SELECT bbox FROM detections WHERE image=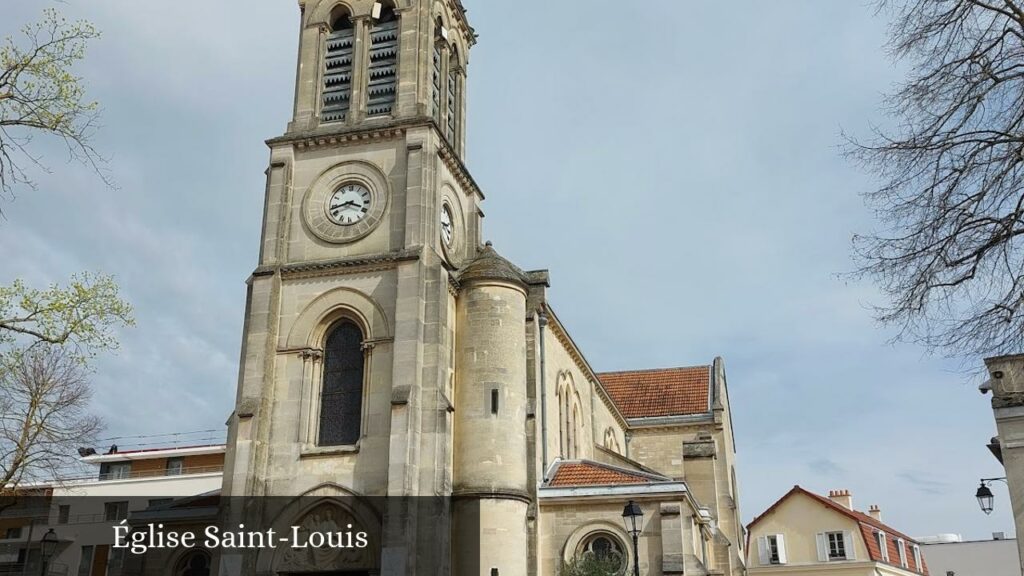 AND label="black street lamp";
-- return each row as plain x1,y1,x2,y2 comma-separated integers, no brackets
976,477,1007,515
621,500,643,576
39,529,58,576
